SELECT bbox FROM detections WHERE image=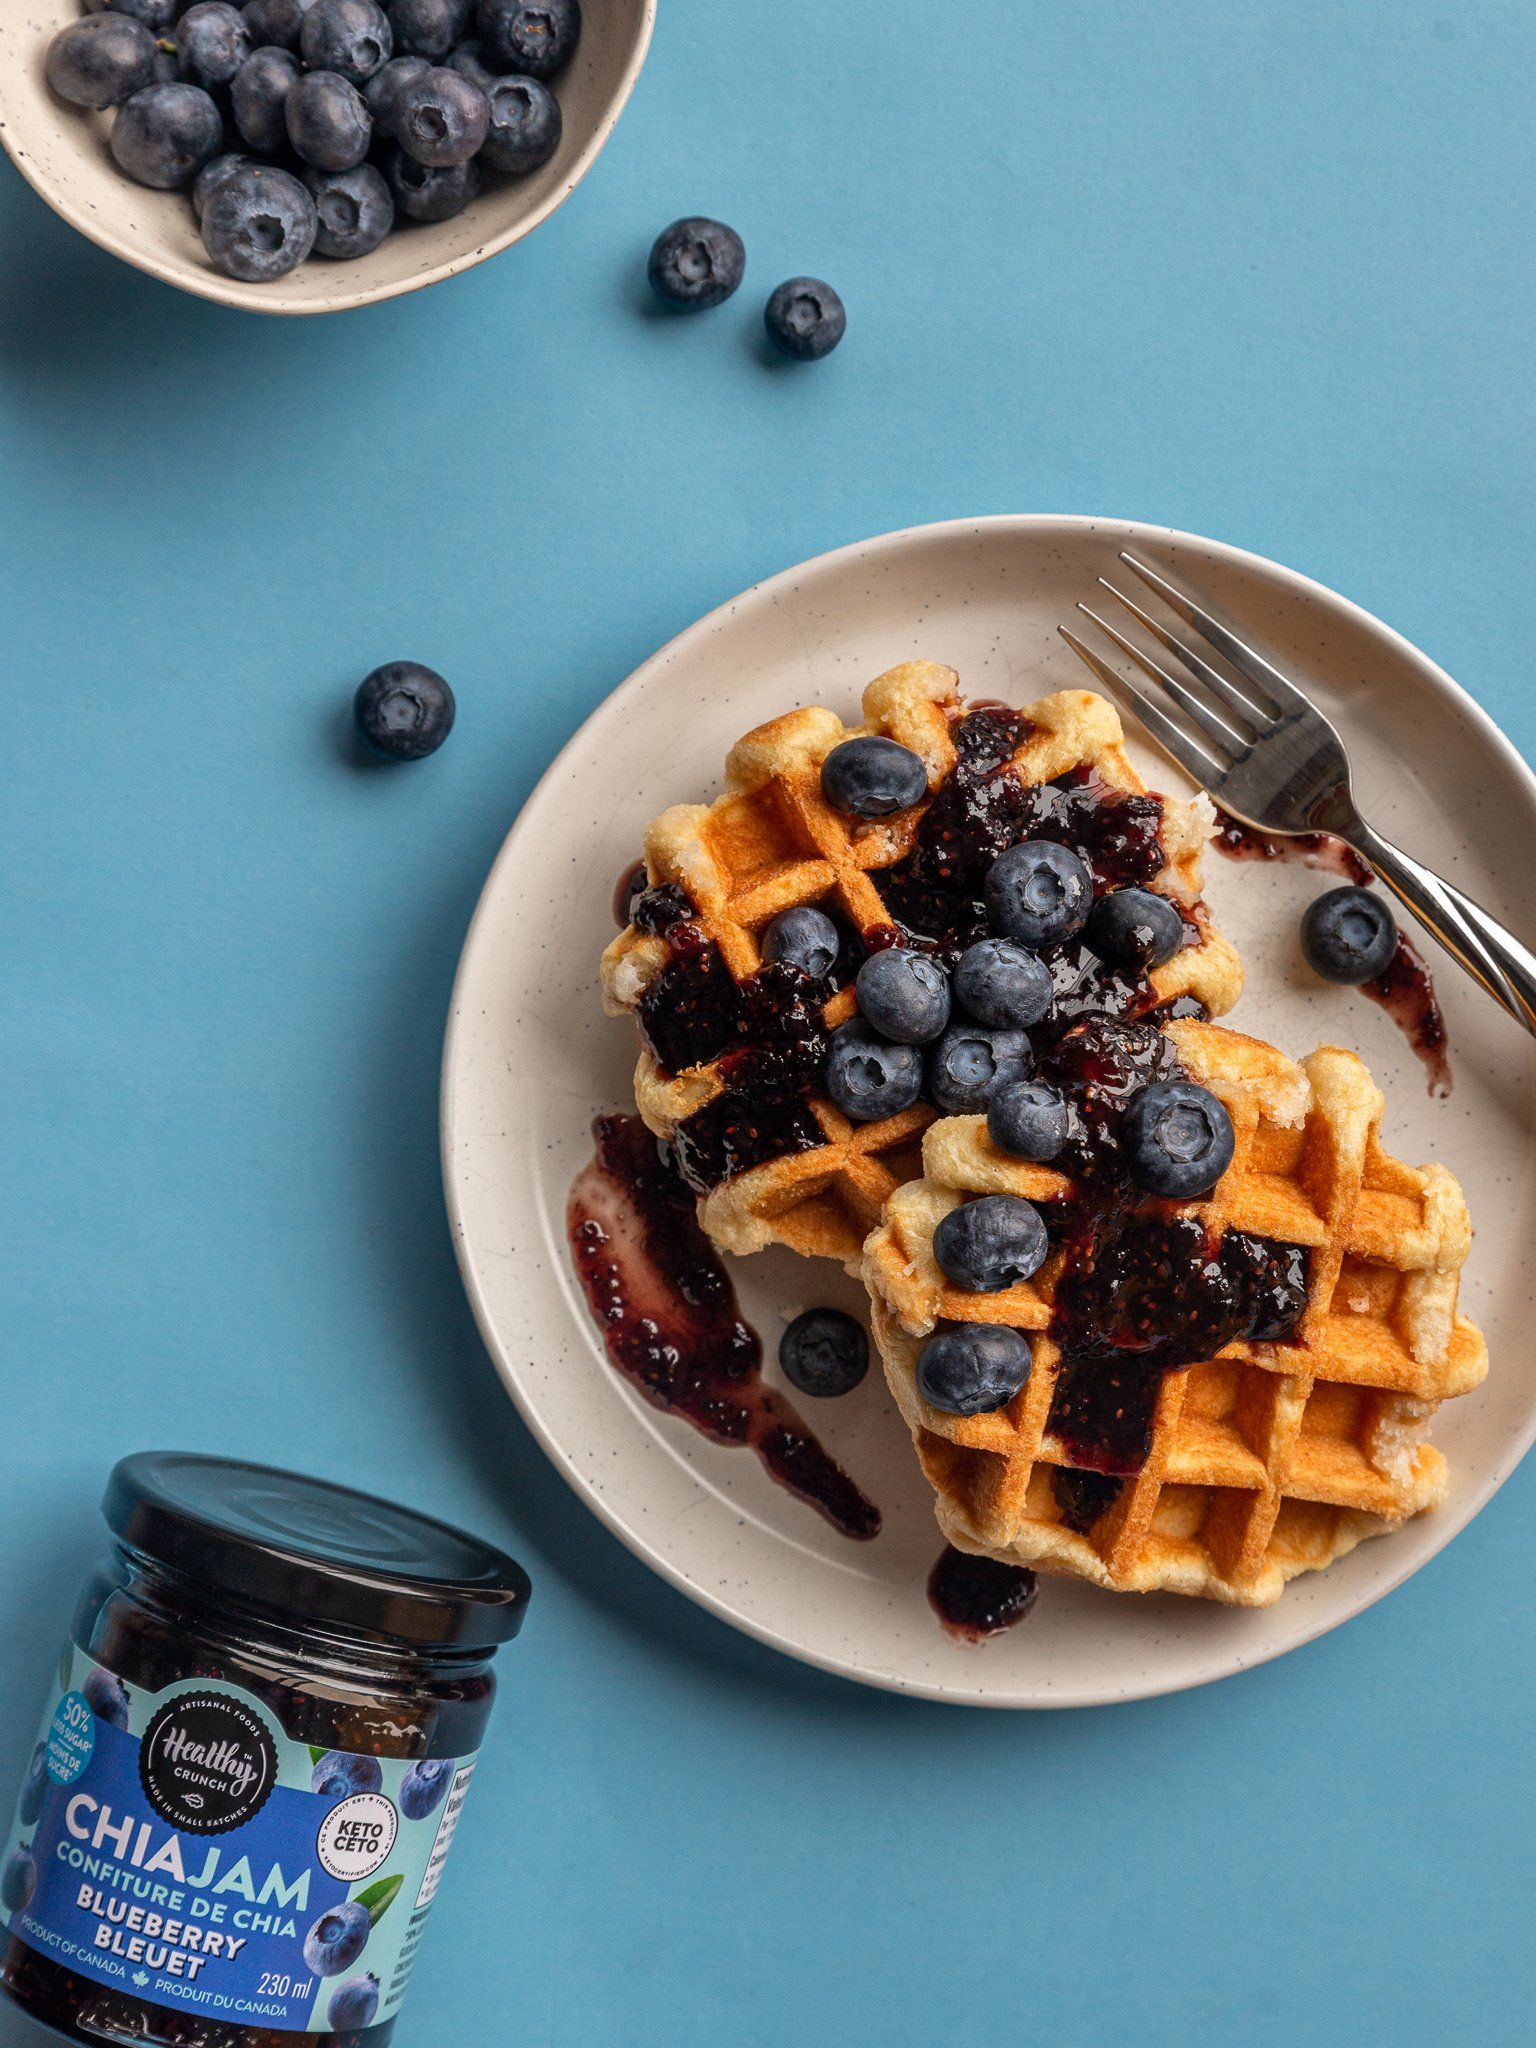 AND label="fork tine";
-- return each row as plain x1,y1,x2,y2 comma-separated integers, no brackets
1057,626,1227,787
1118,552,1307,716
1095,578,1274,732
1075,602,1249,757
